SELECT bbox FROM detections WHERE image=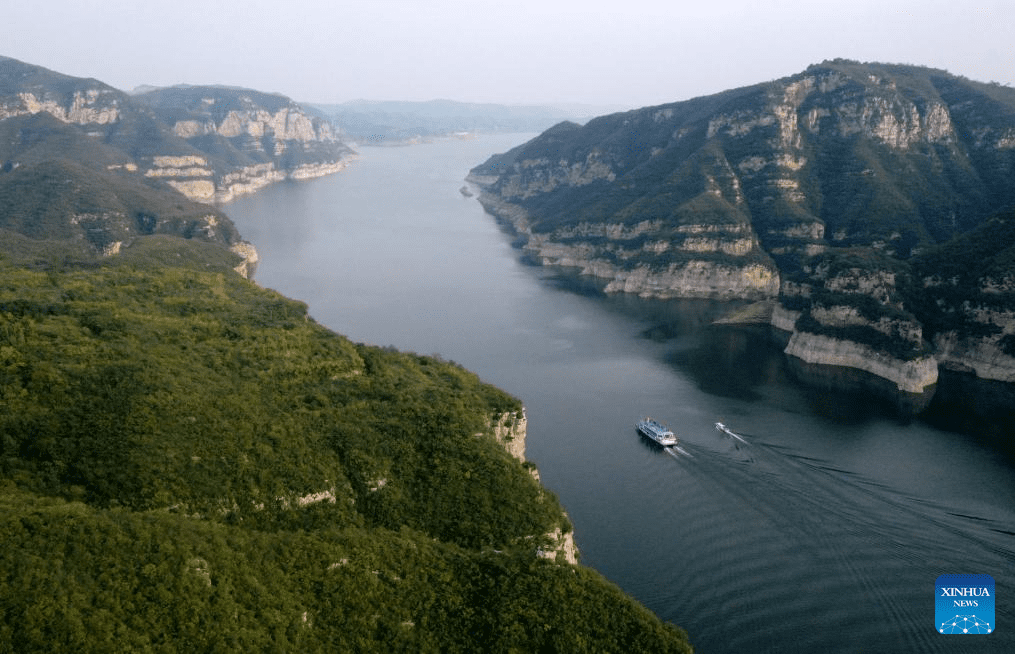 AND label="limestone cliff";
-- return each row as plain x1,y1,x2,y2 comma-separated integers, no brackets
472,181,780,300
934,327,1015,383
765,257,939,402
782,331,938,394
0,58,355,206
472,60,1015,396
0,58,359,274
909,214,1015,384
134,85,354,203
1,87,121,125
487,410,579,565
